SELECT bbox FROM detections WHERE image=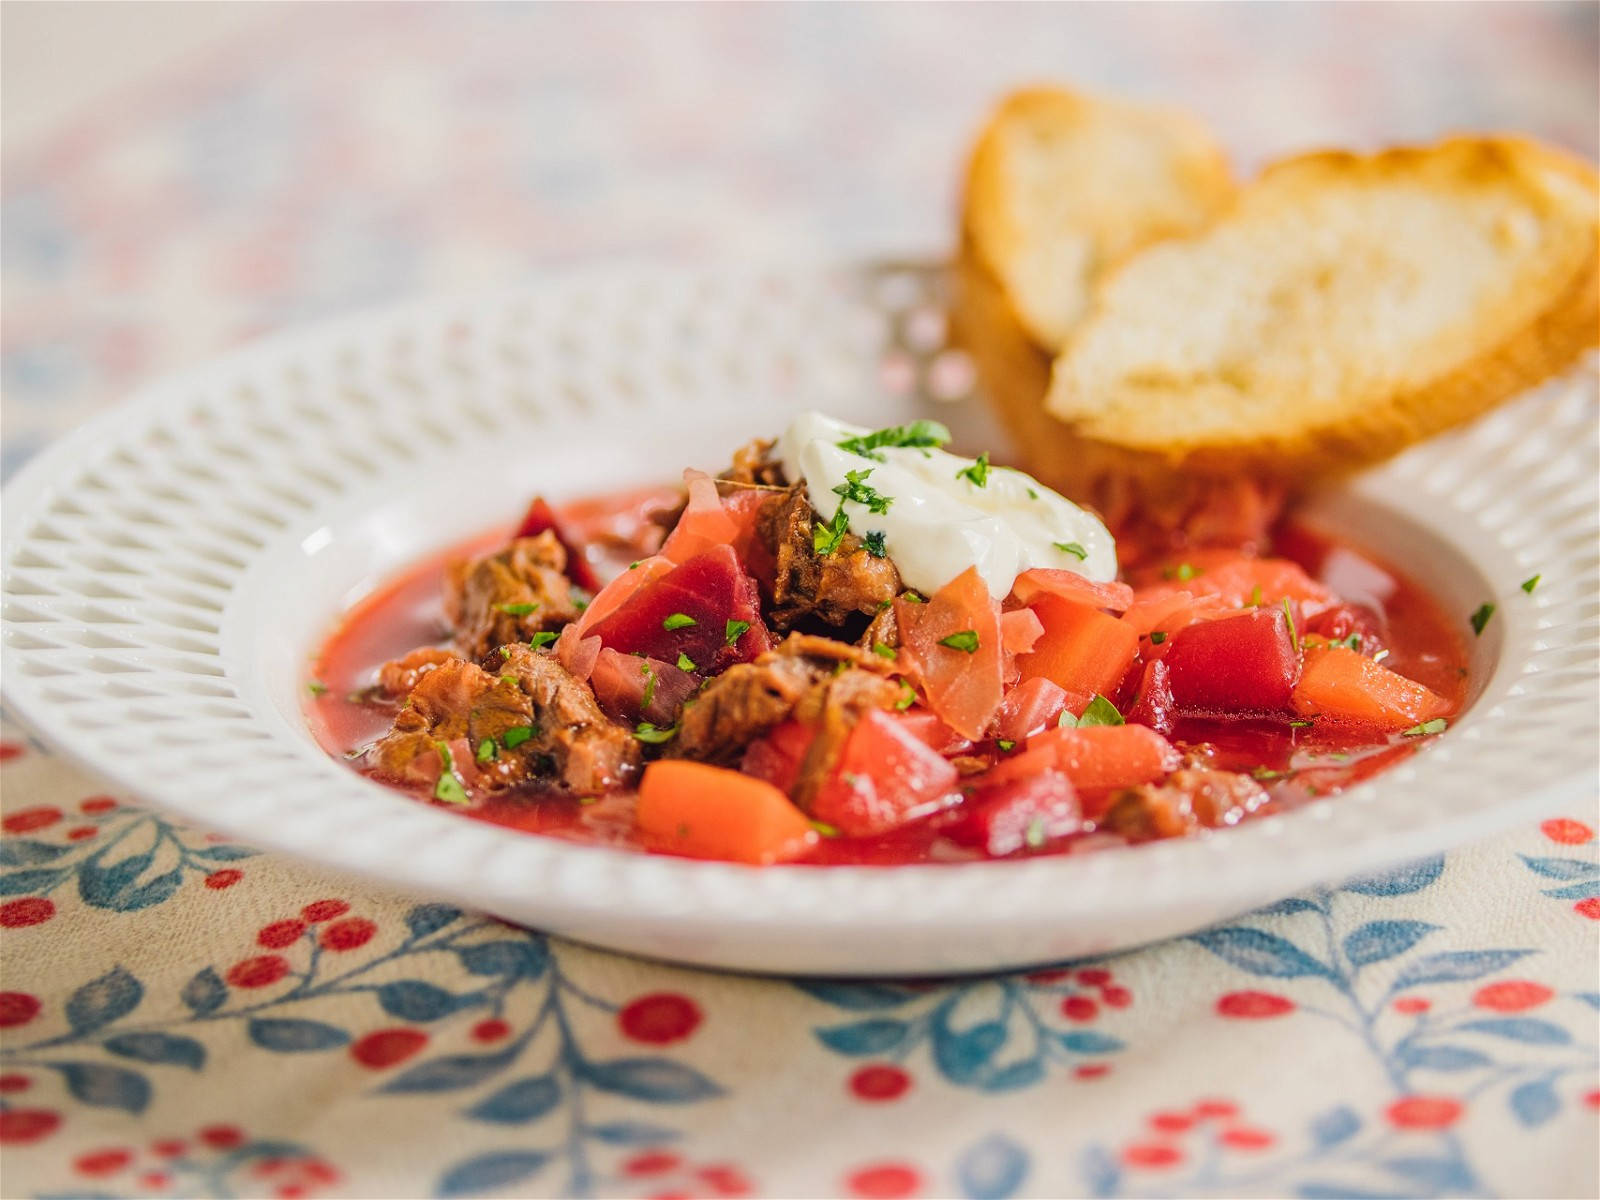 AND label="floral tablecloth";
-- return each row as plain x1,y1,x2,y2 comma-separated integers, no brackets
2,6,1596,1197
